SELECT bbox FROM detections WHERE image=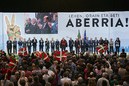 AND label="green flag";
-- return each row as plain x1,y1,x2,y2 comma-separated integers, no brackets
77,30,81,39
